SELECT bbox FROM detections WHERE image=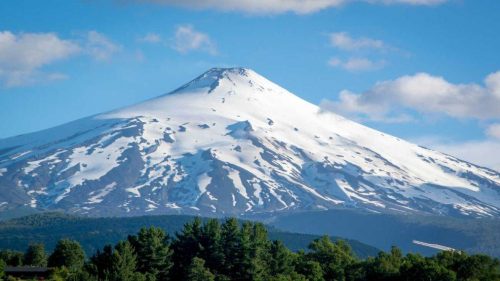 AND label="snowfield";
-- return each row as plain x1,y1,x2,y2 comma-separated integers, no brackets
0,68,499,217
